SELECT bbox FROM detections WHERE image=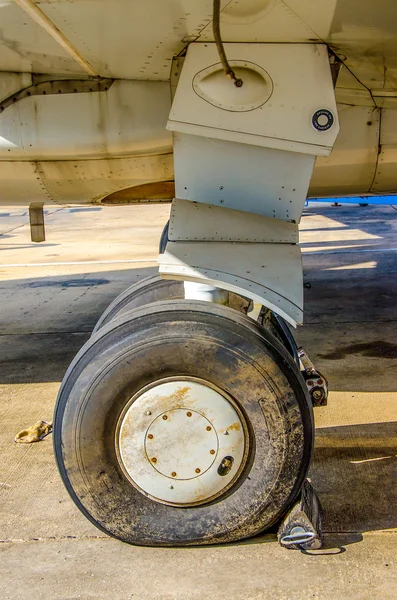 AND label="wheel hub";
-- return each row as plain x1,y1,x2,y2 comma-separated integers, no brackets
117,379,248,506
